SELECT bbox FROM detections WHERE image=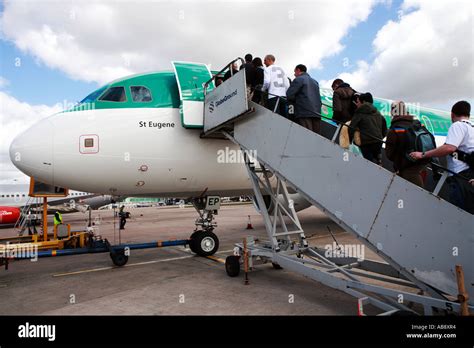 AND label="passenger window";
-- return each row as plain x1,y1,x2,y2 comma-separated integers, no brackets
131,86,152,102
99,87,126,102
